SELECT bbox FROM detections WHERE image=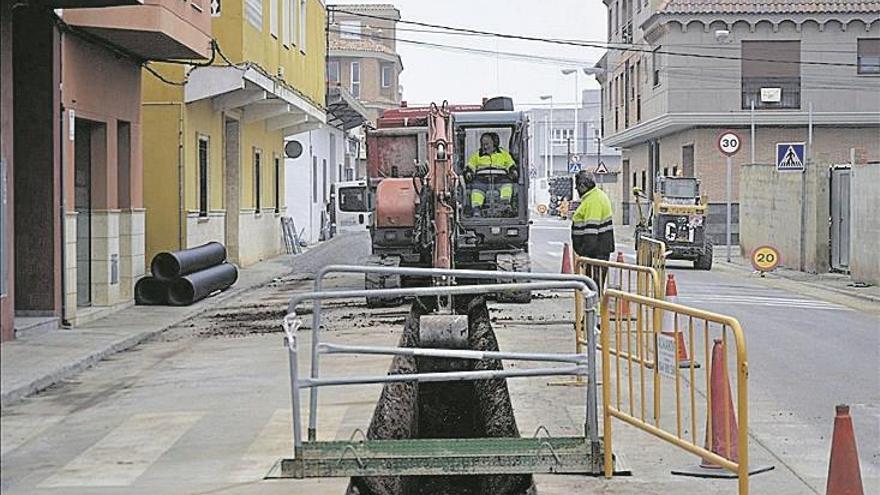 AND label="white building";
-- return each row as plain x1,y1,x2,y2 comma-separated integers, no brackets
285,86,370,243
